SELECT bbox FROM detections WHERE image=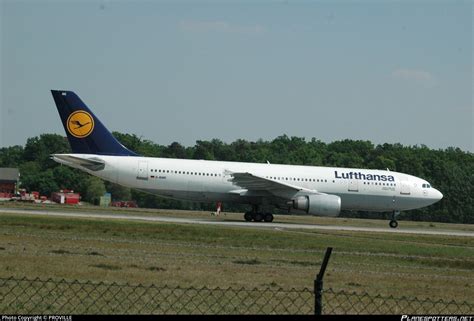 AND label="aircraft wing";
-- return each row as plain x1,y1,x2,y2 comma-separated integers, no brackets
229,172,318,199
